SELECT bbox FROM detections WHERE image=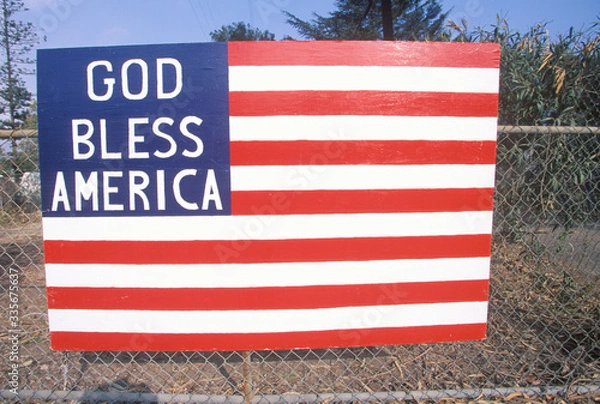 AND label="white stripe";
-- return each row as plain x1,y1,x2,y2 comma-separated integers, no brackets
48,301,488,333
231,164,496,191
229,66,500,93
230,116,498,142
42,211,493,241
45,257,490,288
